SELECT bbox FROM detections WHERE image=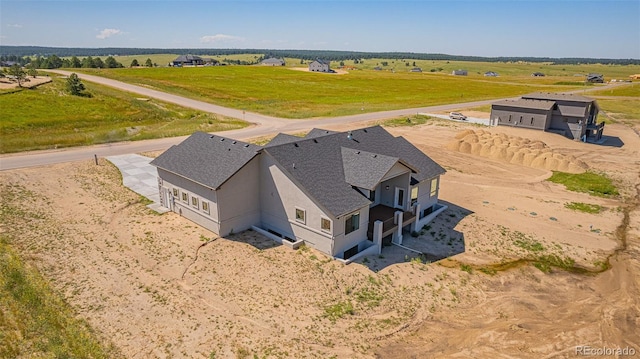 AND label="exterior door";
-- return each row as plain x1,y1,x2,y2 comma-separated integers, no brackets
394,187,405,210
